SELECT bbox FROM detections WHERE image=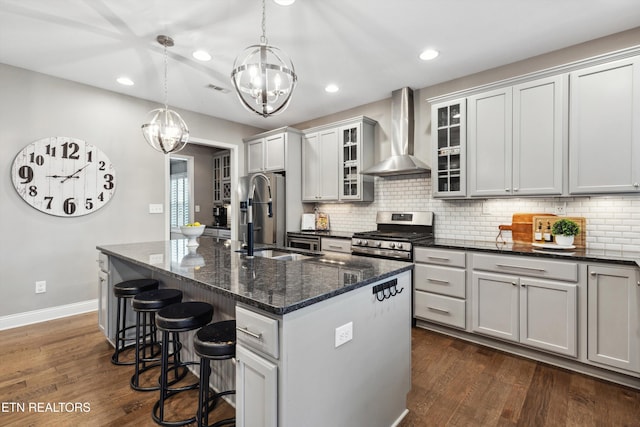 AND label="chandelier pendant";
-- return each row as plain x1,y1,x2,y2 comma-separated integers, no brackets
231,0,297,117
141,35,189,154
